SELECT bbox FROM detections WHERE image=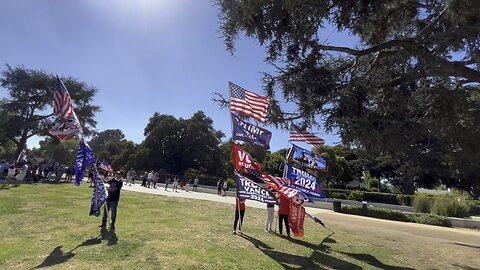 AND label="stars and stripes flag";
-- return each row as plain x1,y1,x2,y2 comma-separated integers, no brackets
261,174,291,191
48,111,82,140
53,76,74,119
229,82,269,123
288,123,325,147
98,160,113,173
